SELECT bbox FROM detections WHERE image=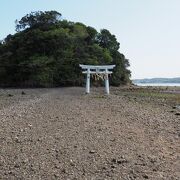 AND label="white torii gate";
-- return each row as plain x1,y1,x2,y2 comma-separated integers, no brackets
79,64,116,94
